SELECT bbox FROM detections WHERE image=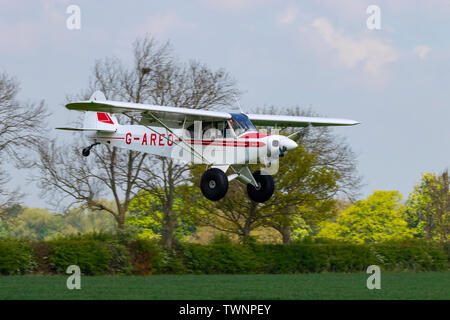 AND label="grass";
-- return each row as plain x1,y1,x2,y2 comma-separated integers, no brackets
0,272,448,300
